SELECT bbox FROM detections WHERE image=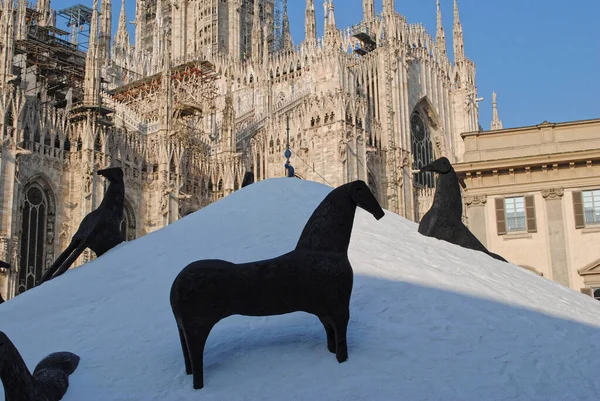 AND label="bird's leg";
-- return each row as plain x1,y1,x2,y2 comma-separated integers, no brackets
38,240,79,285
49,241,88,281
